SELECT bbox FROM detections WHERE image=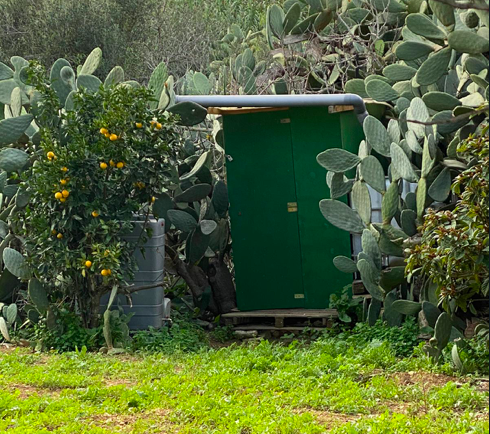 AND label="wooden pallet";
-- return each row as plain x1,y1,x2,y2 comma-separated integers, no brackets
222,308,338,330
